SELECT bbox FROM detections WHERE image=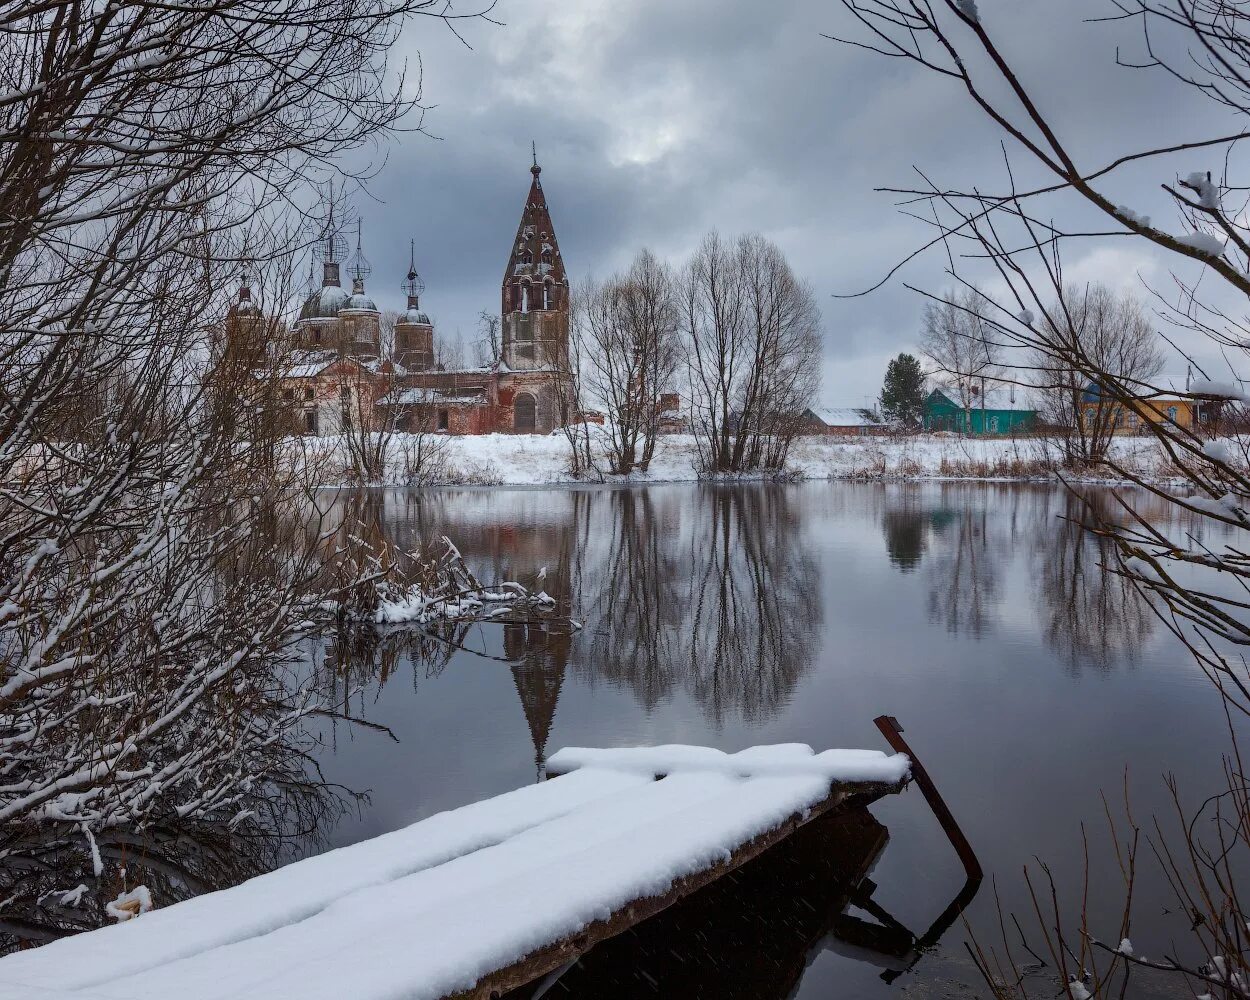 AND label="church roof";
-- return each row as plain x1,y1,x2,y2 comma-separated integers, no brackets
298,283,349,321
398,306,431,326
503,157,567,291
